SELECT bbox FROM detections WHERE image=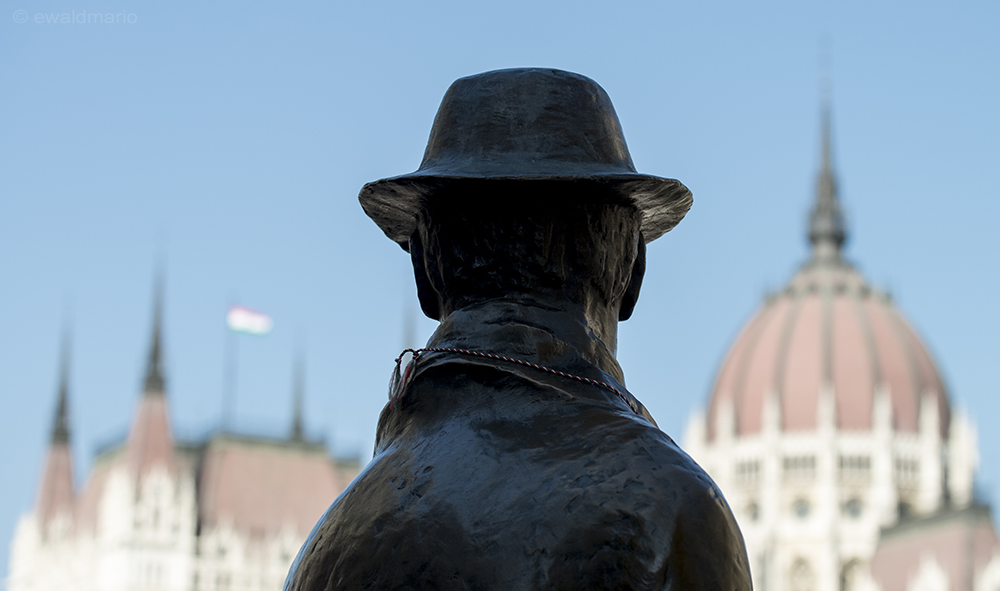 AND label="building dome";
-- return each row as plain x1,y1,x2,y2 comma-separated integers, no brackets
684,108,979,591
706,254,949,442
706,118,949,443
